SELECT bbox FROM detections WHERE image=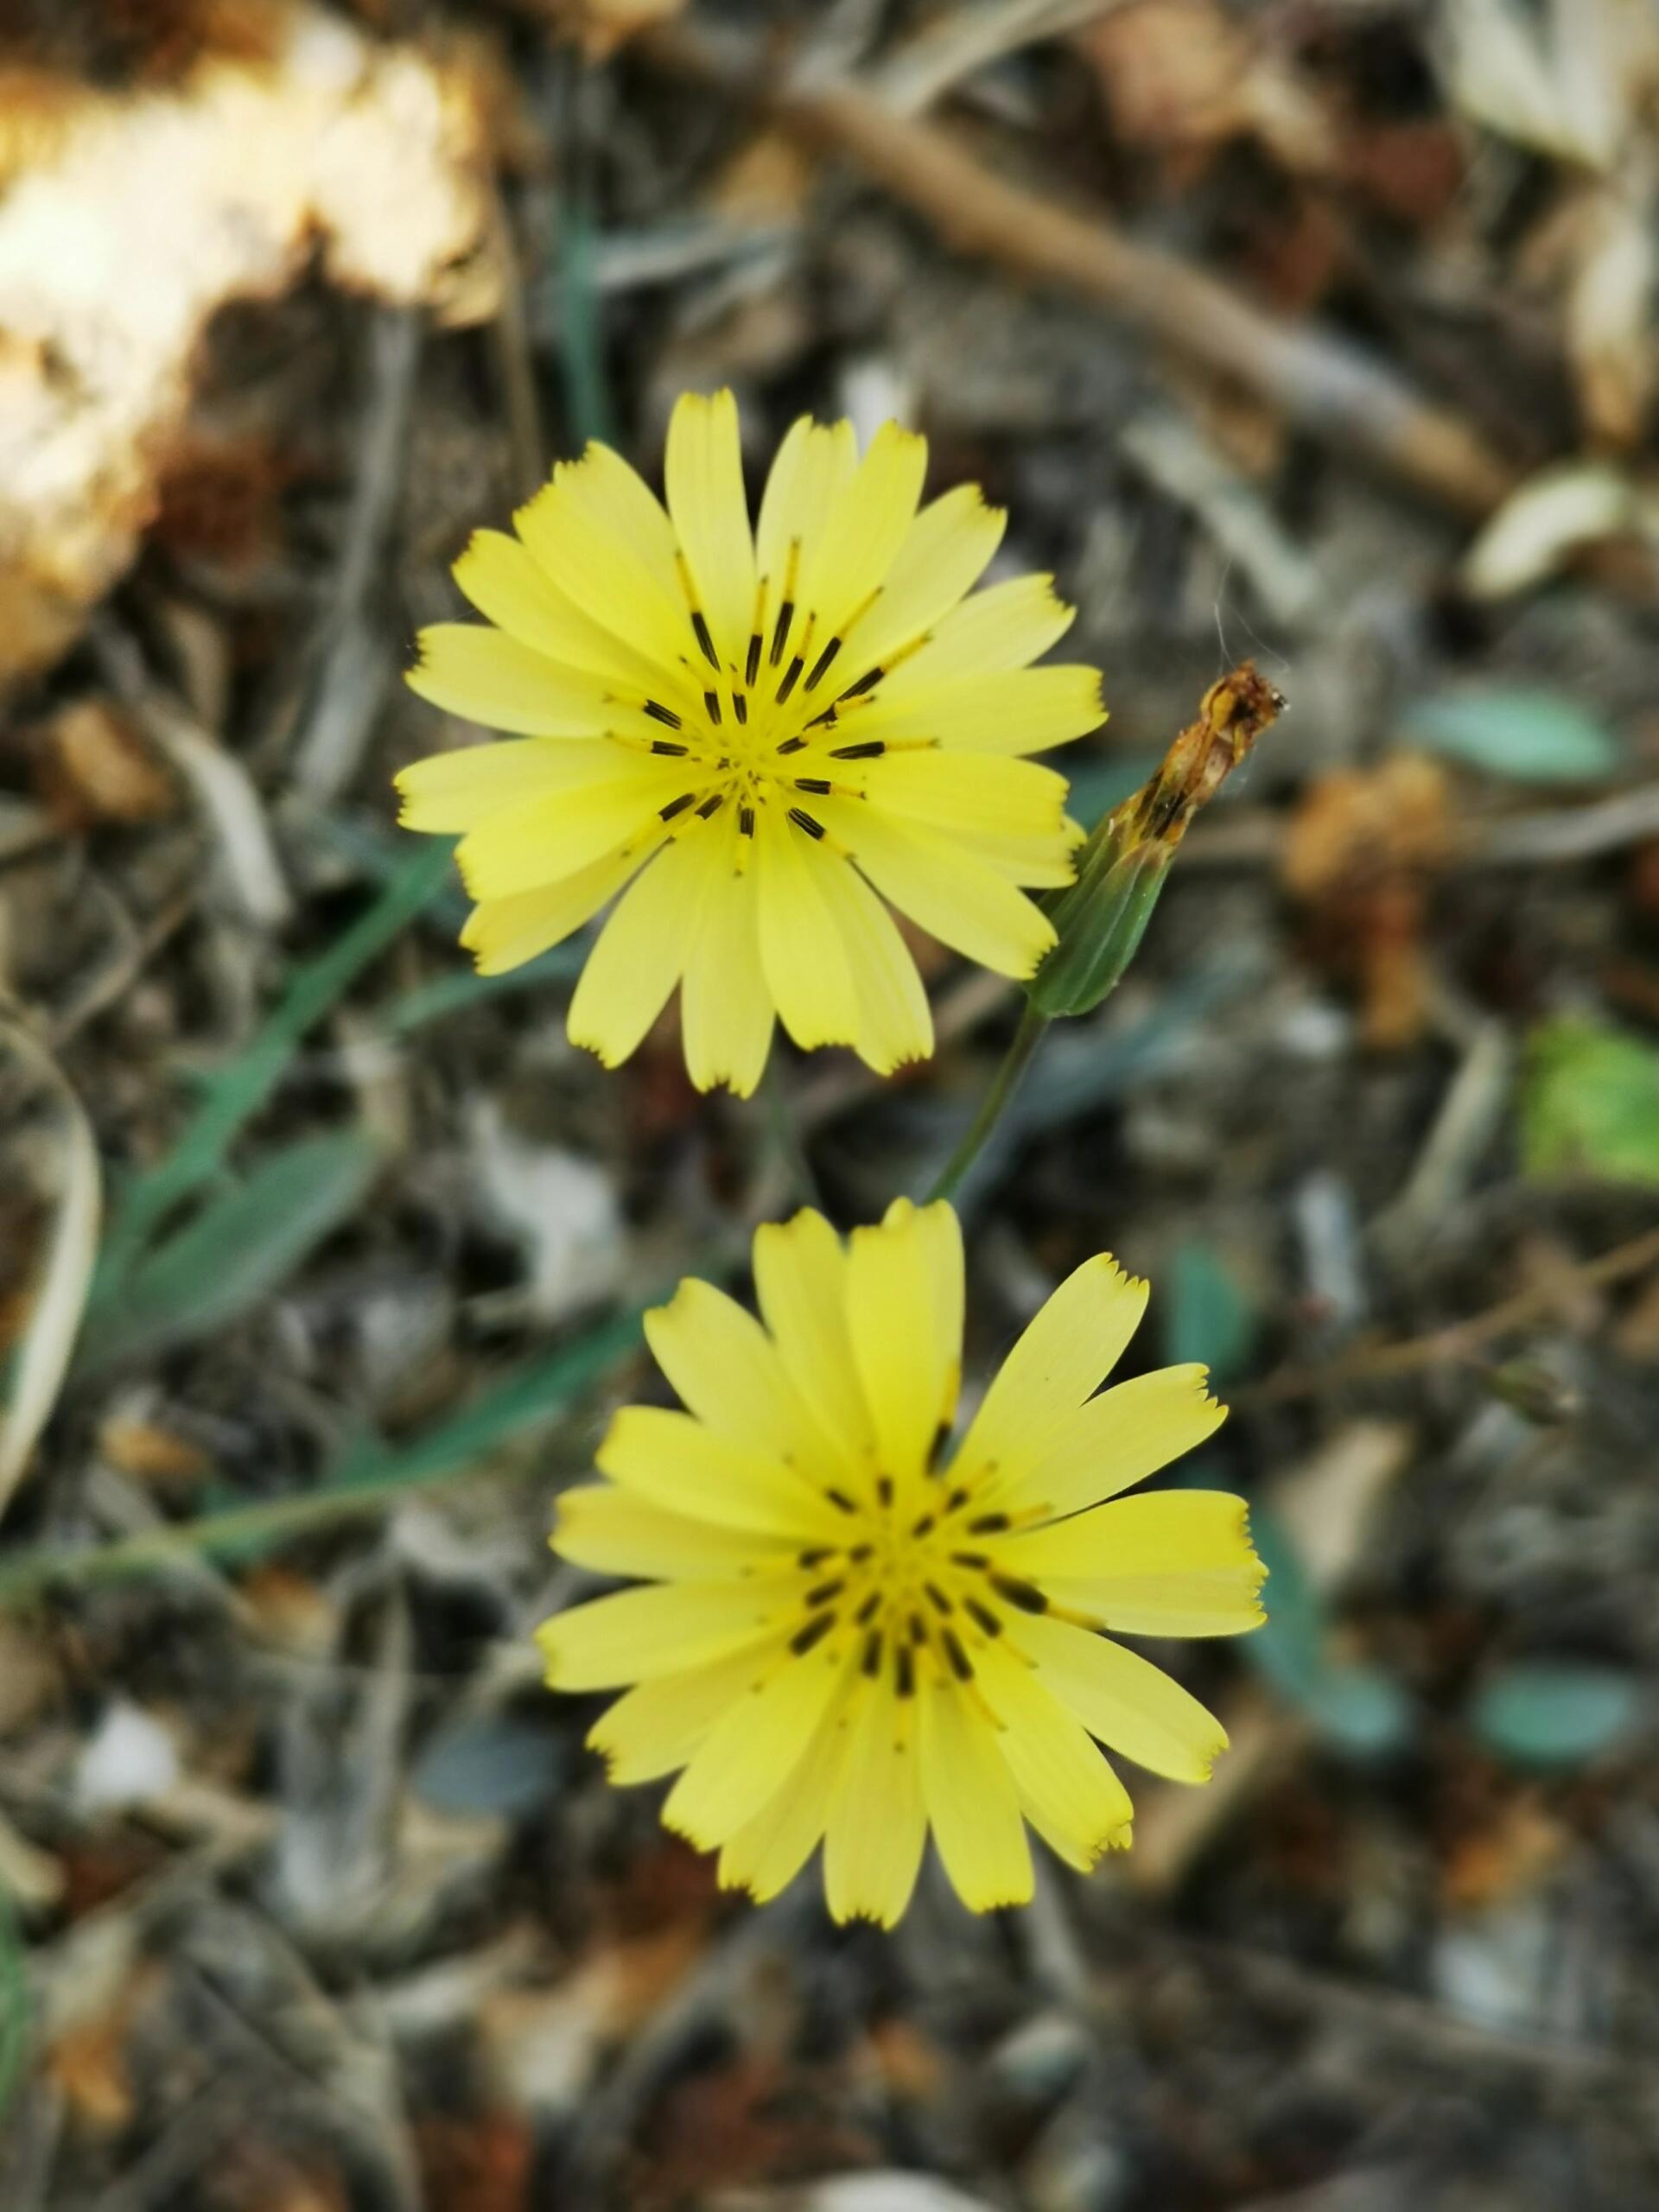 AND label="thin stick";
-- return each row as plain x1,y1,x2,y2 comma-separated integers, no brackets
925,998,1050,1205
